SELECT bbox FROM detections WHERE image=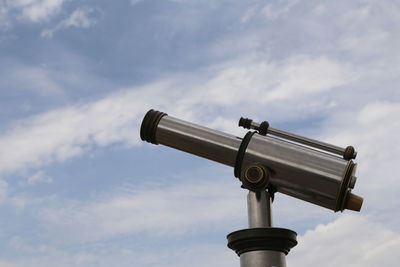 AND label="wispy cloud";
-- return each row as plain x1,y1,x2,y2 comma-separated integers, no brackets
0,0,66,34
317,101,400,230
0,4,11,31
8,74,392,245
6,0,66,23
1,2,399,266
0,88,149,174
6,65,65,96
0,241,236,267
41,7,101,38
0,1,100,35
0,55,355,175
202,55,356,104
0,178,7,204
6,195,399,267
130,0,145,6
25,171,53,185
38,175,245,242
289,214,400,267
261,0,300,20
